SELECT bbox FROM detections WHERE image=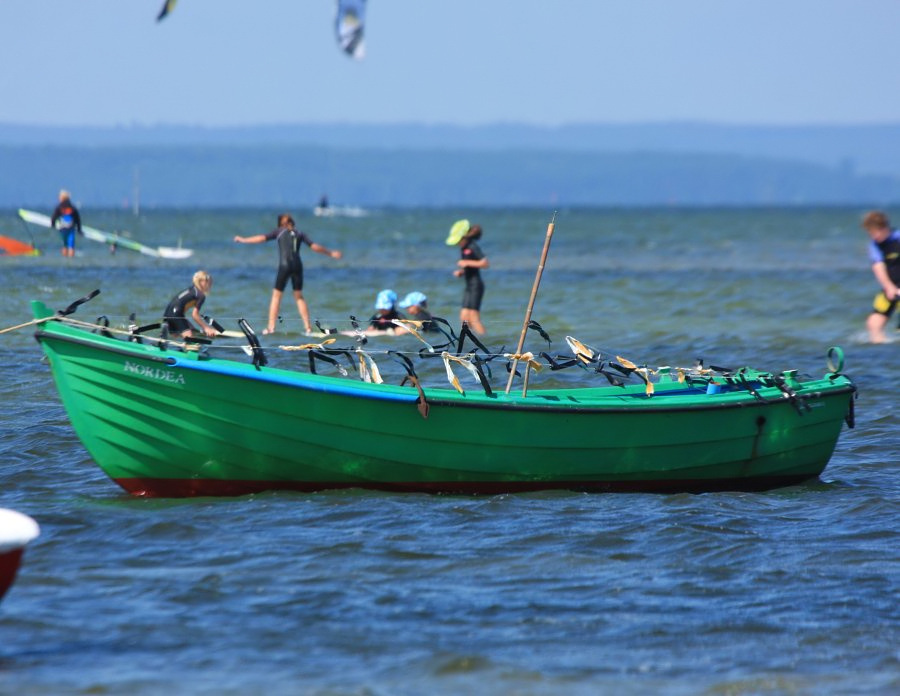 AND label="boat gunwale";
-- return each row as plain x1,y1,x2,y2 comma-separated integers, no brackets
34,322,857,416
